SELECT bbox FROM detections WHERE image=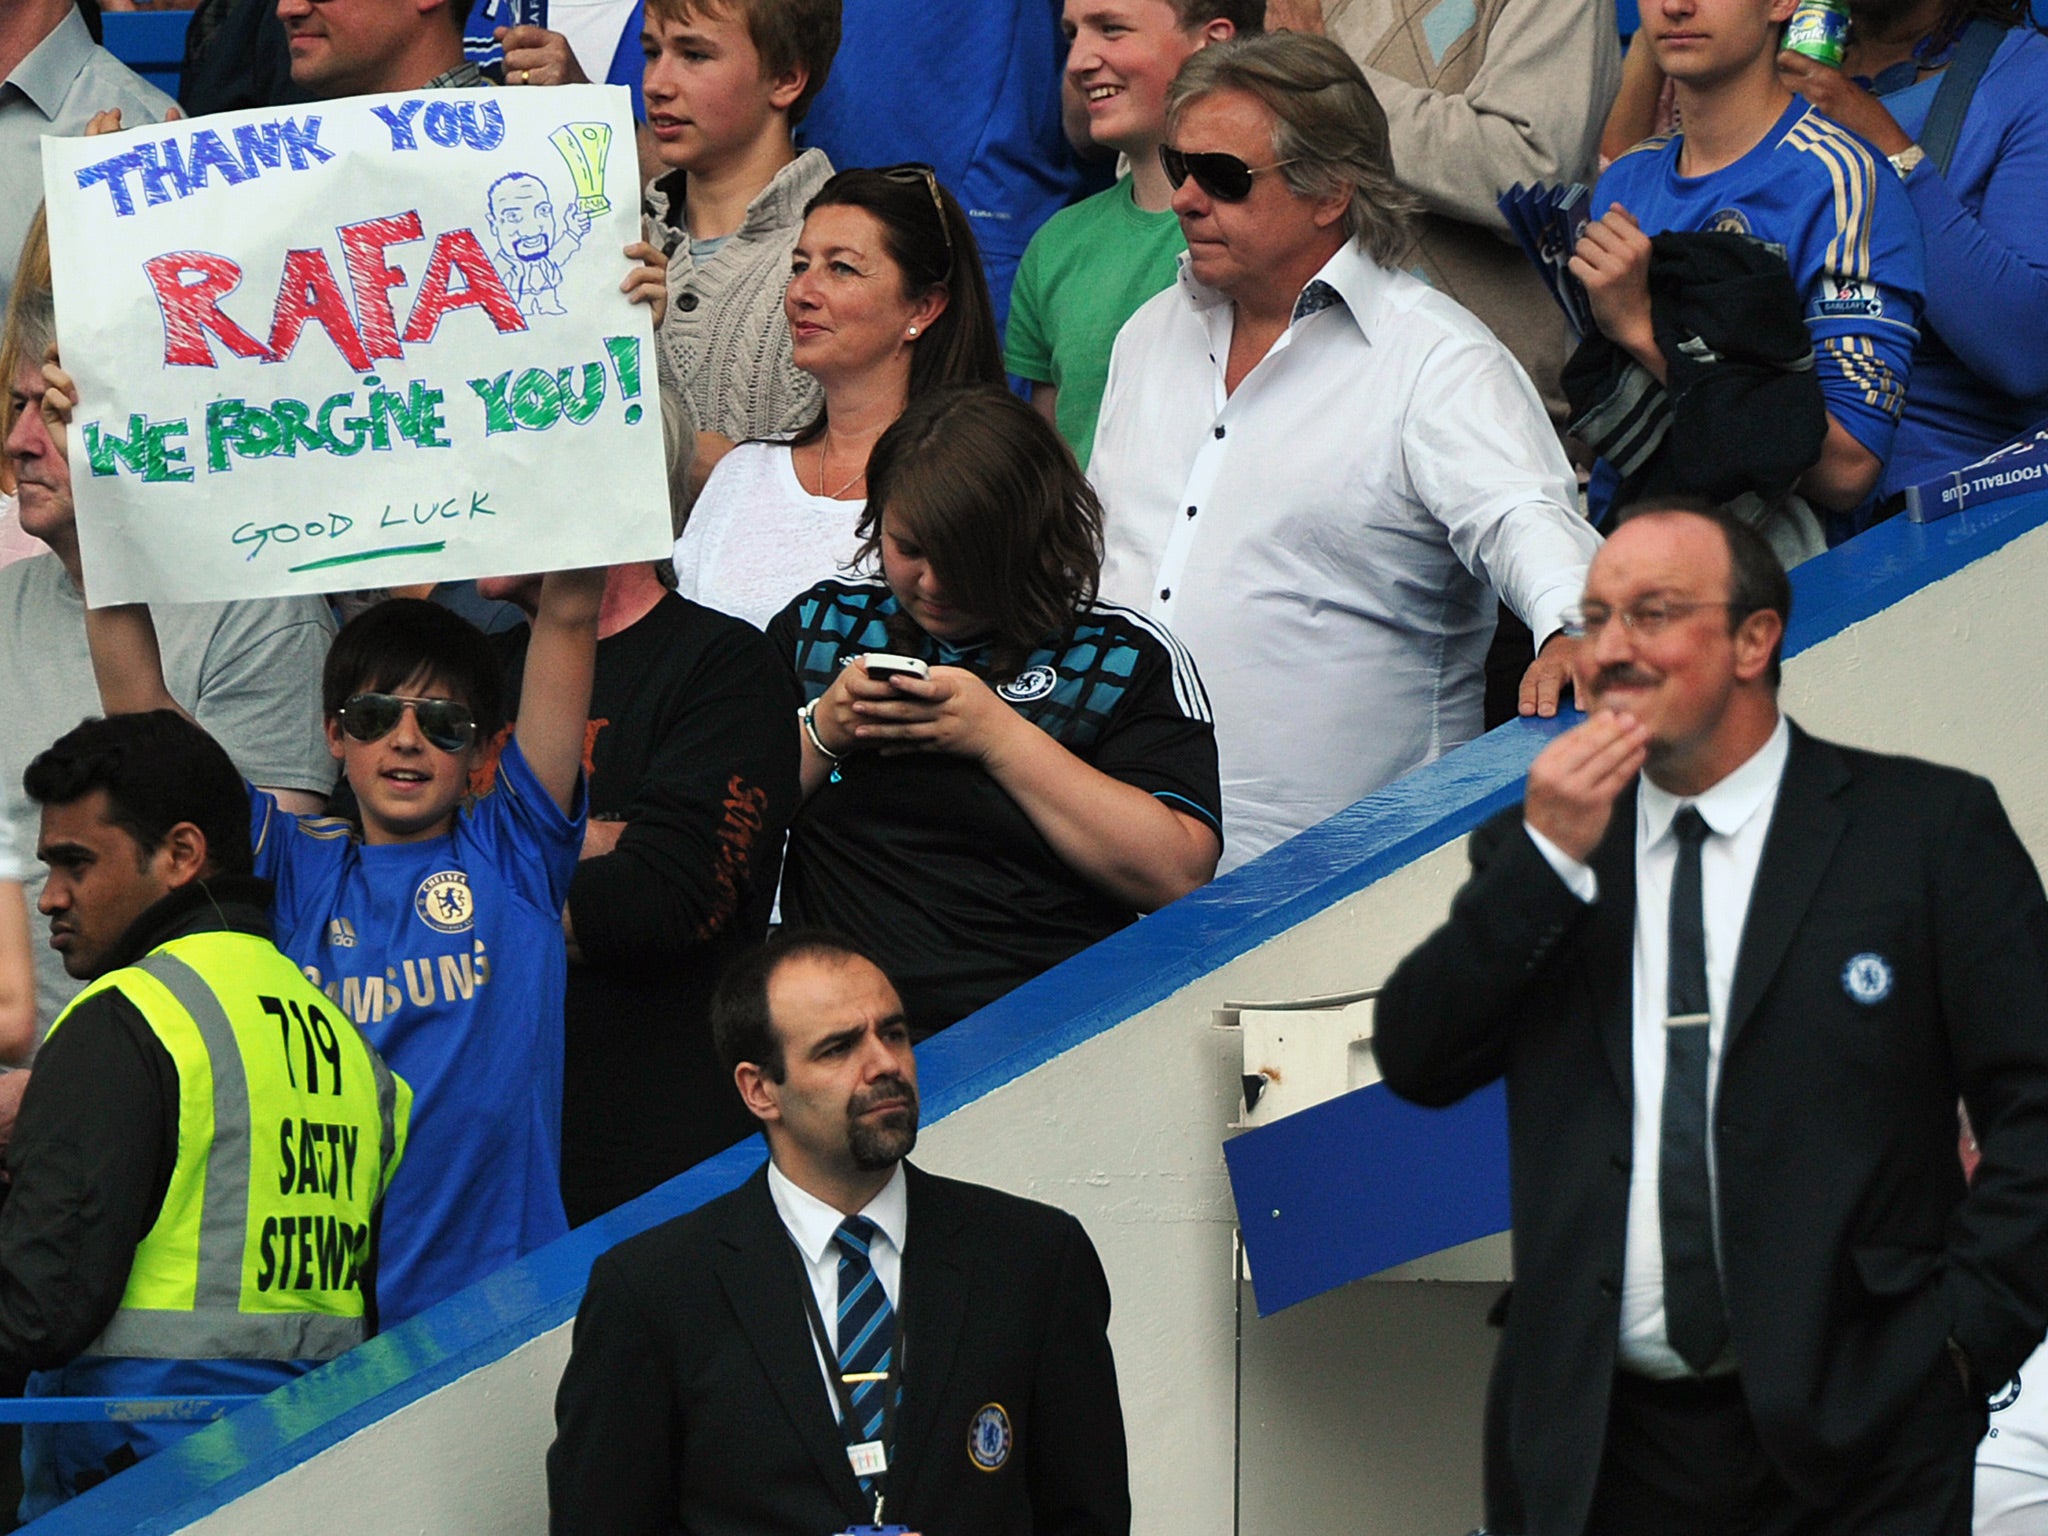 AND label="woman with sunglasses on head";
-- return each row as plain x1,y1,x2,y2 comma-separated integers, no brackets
767,384,1224,1036
671,165,1005,630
